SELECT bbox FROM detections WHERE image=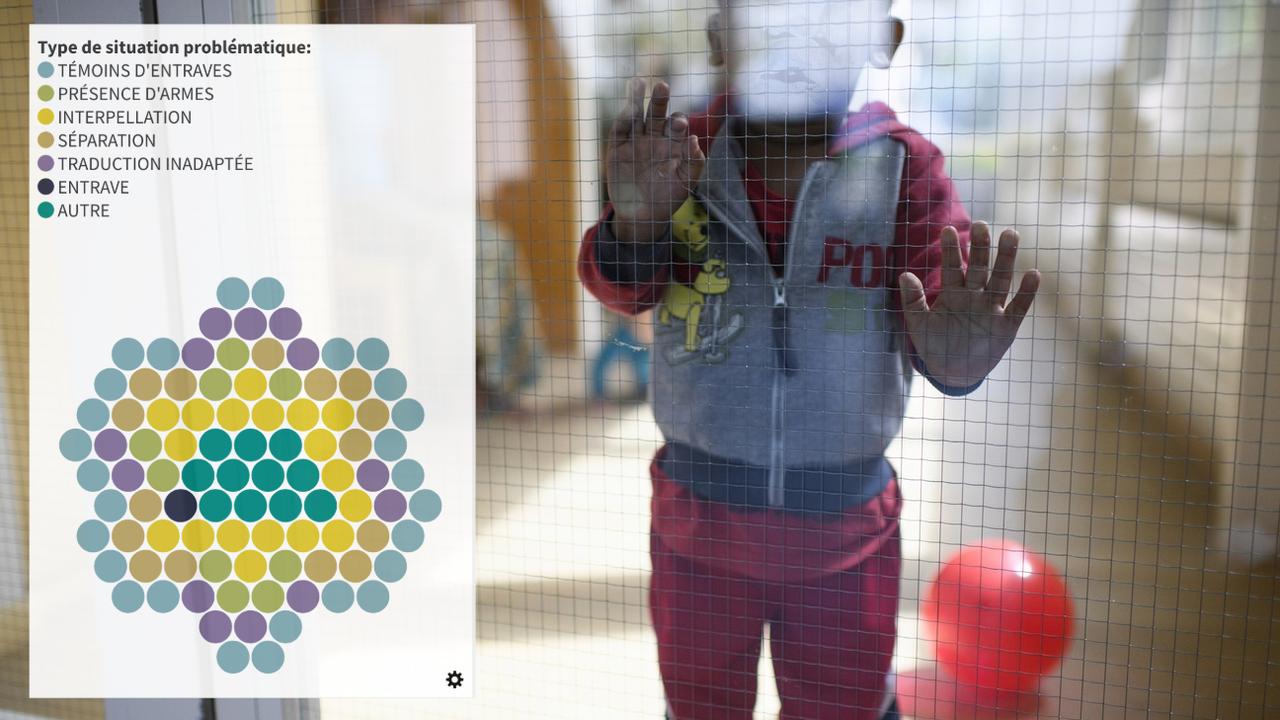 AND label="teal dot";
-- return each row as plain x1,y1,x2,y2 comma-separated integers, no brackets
391,520,423,552
147,581,180,613
374,369,407,401
217,278,250,310
182,459,216,492
147,338,181,371
37,61,54,78
77,459,110,491
111,338,145,370
95,490,127,522
391,400,424,432
112,581,145,612
252,277,285,310
76,520,109,552
356,339,390,371
392,460,423,491
217,641,250,674
374,550,407,583
374,430,406,461
304,490,336,522
199,429,233,462
321,581,353,612
409,490,442,523
269,430,302,462
199,489,233,522
94,550,127,582
269,611,303,643
234,430,266,461
356,581,389,612
286,460,319,492
94,368,127,400
269,489,302,522
252,641,285,674
321,339,354,370
77,399,110,431
252,459,284,492
234,489,267,522
217,459,250,492
37,202,54,219
59,429,91,461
